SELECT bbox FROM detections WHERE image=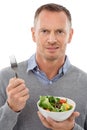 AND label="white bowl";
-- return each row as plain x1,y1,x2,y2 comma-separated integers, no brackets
37,97,76,121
